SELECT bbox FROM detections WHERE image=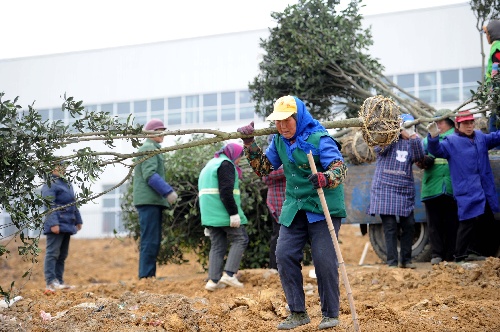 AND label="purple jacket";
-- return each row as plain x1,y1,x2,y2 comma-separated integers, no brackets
427,130,500,221
42,175,83,235
367,136,424,217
